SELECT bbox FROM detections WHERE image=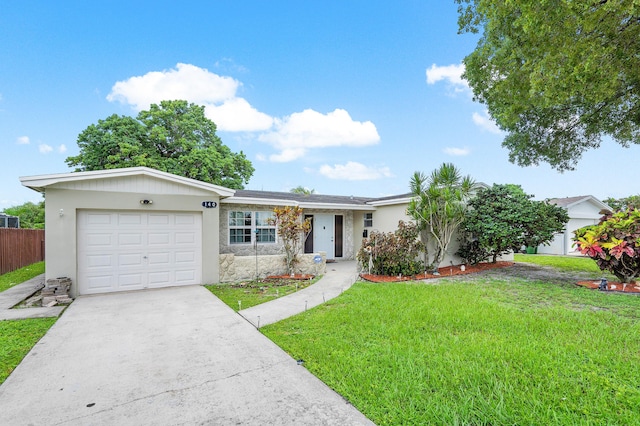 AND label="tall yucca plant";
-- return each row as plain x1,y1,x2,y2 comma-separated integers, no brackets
408,163,477,270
